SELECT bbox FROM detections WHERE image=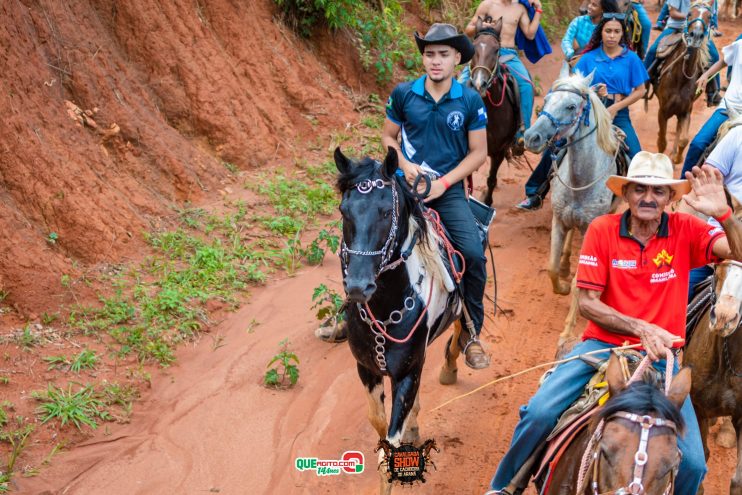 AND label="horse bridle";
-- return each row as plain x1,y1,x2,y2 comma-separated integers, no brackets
684,3,712,47
340,174,400,276
588,413,679,495
470,29,501,92
539,86,592,145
